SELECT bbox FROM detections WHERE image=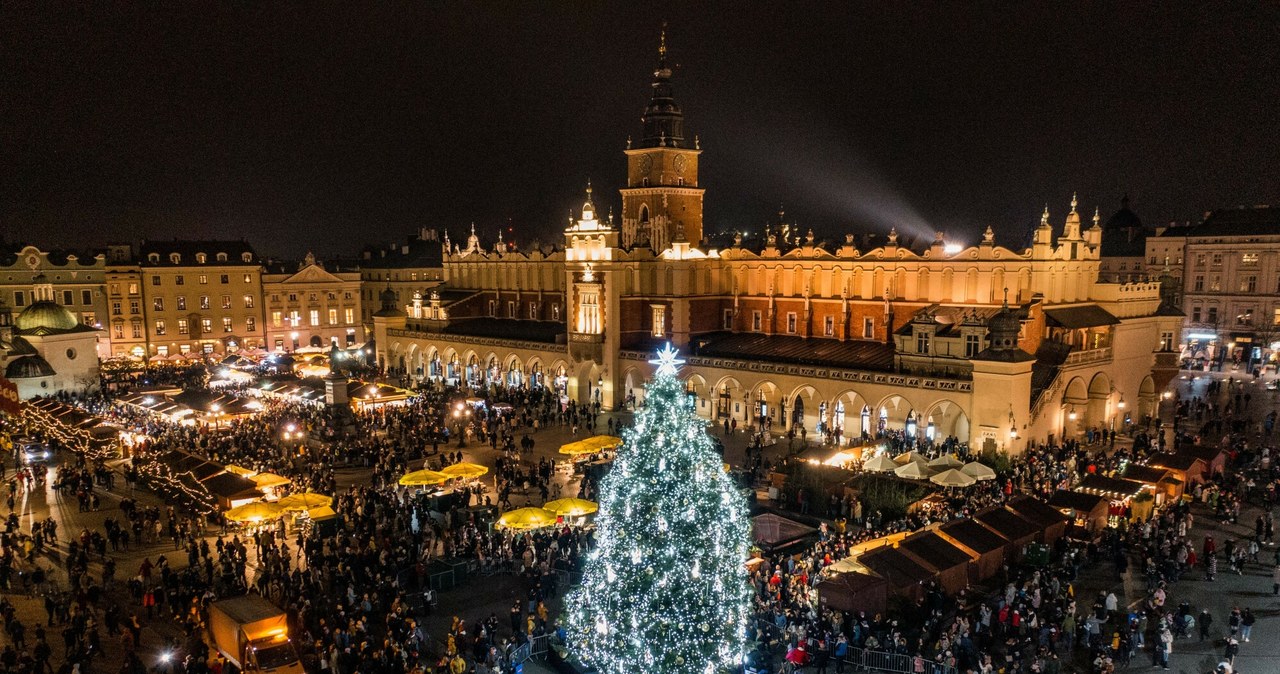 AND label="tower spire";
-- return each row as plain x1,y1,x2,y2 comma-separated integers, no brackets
637,22,684,148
